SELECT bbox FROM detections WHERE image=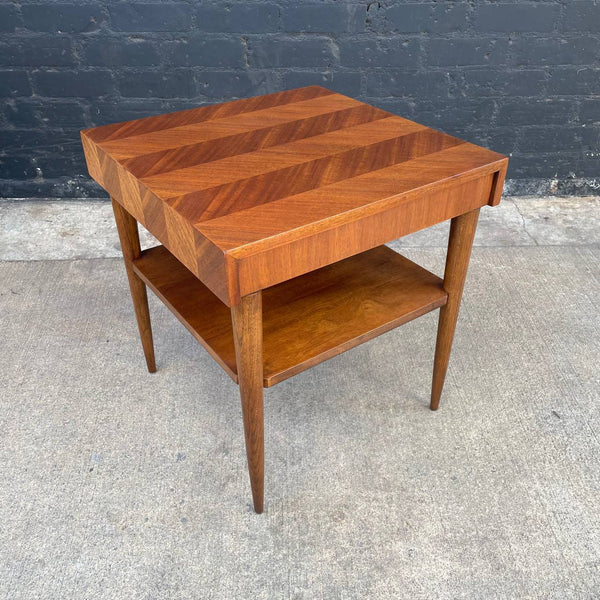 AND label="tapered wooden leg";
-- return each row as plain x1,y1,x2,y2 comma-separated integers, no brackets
231,292,264,513
111,198,156,373
430,208,480,411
